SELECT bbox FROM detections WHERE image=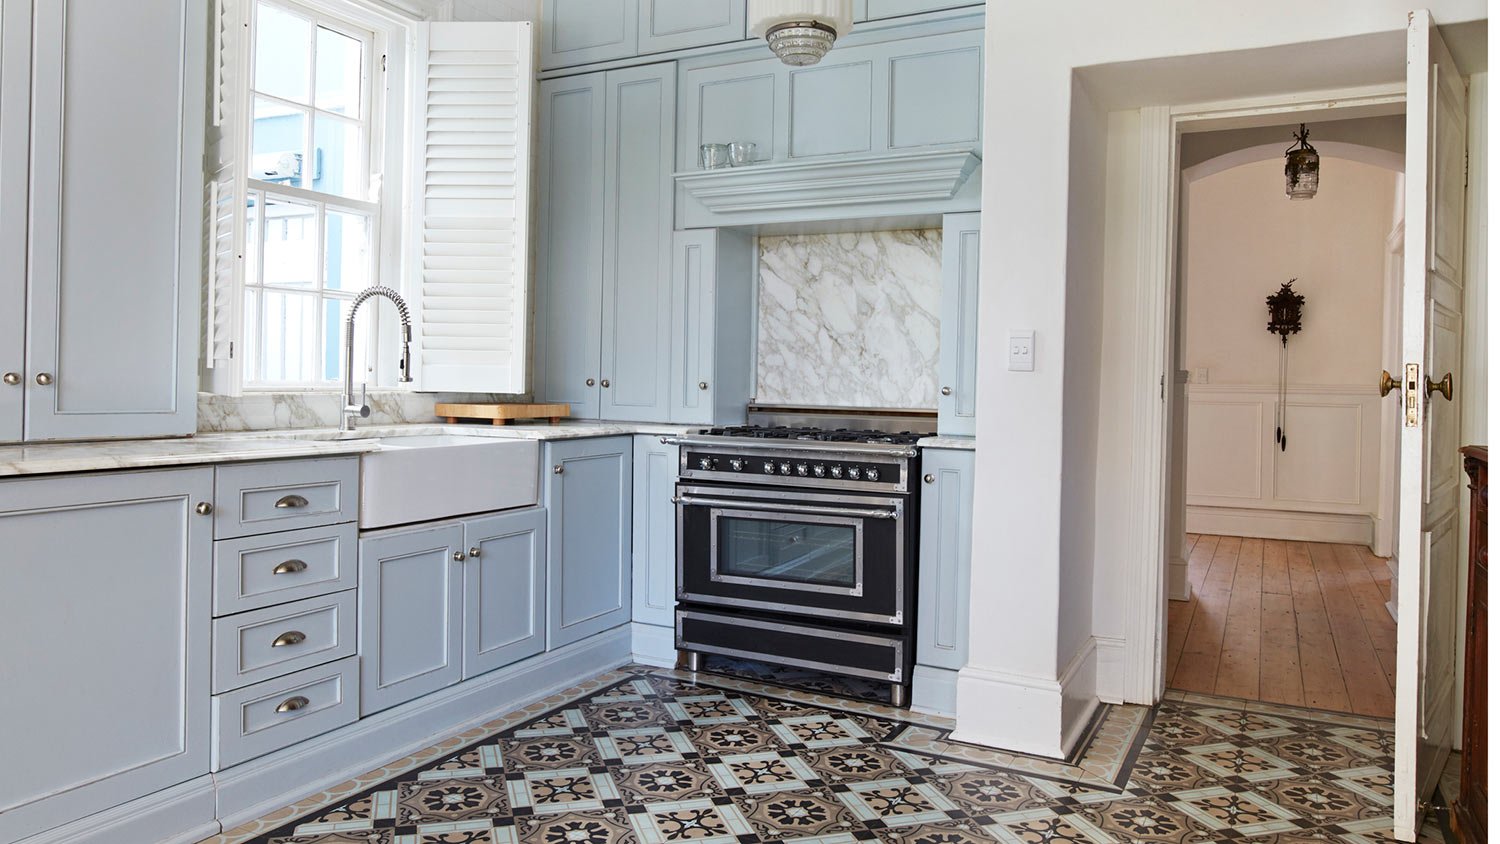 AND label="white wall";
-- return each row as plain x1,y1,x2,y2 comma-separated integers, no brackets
963,0,1486,752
